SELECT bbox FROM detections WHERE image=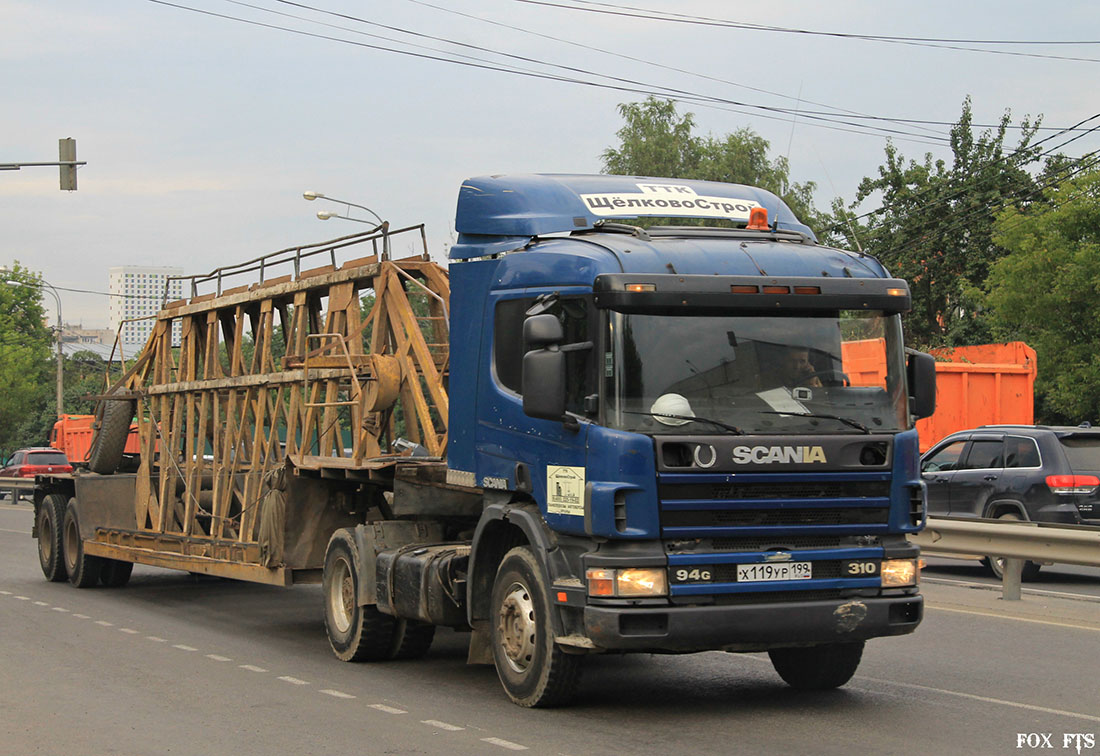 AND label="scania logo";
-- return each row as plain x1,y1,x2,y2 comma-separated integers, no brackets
732,445,827,464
